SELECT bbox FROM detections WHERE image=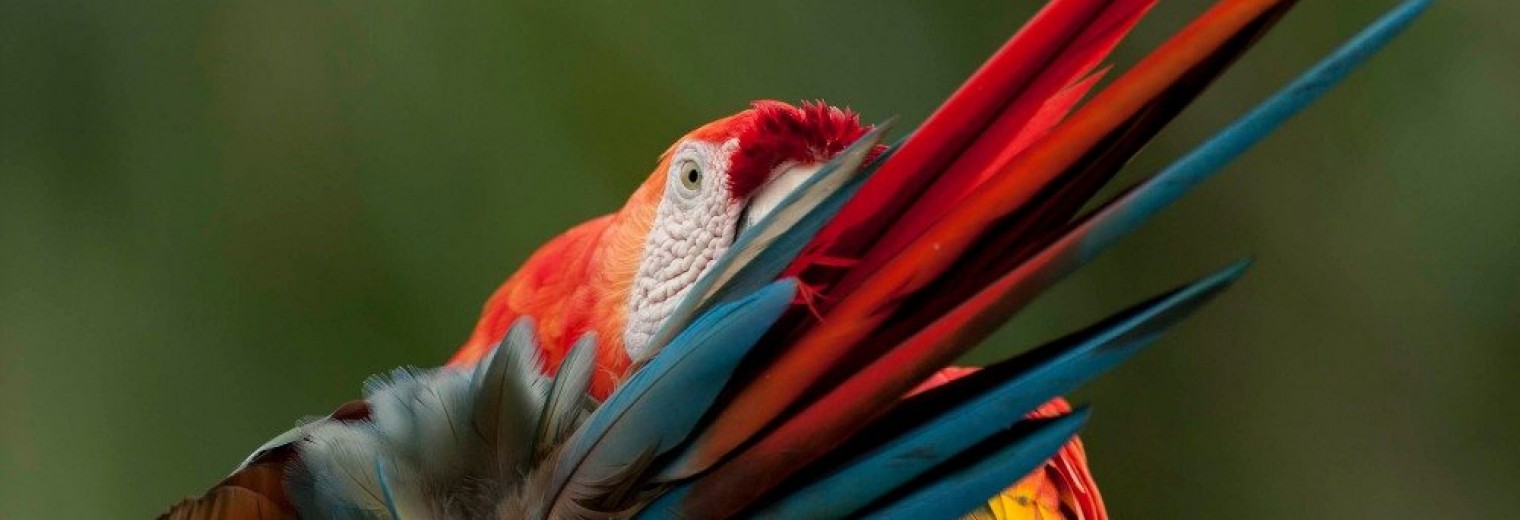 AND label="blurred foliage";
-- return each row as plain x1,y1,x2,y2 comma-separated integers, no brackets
2,0,1517,518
